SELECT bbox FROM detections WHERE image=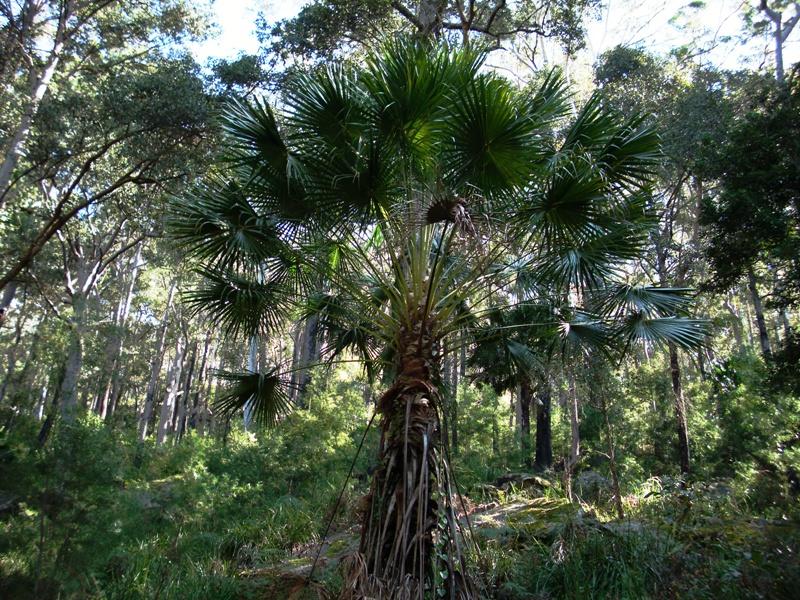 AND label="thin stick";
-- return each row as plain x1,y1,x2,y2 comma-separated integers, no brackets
306,410,378,586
